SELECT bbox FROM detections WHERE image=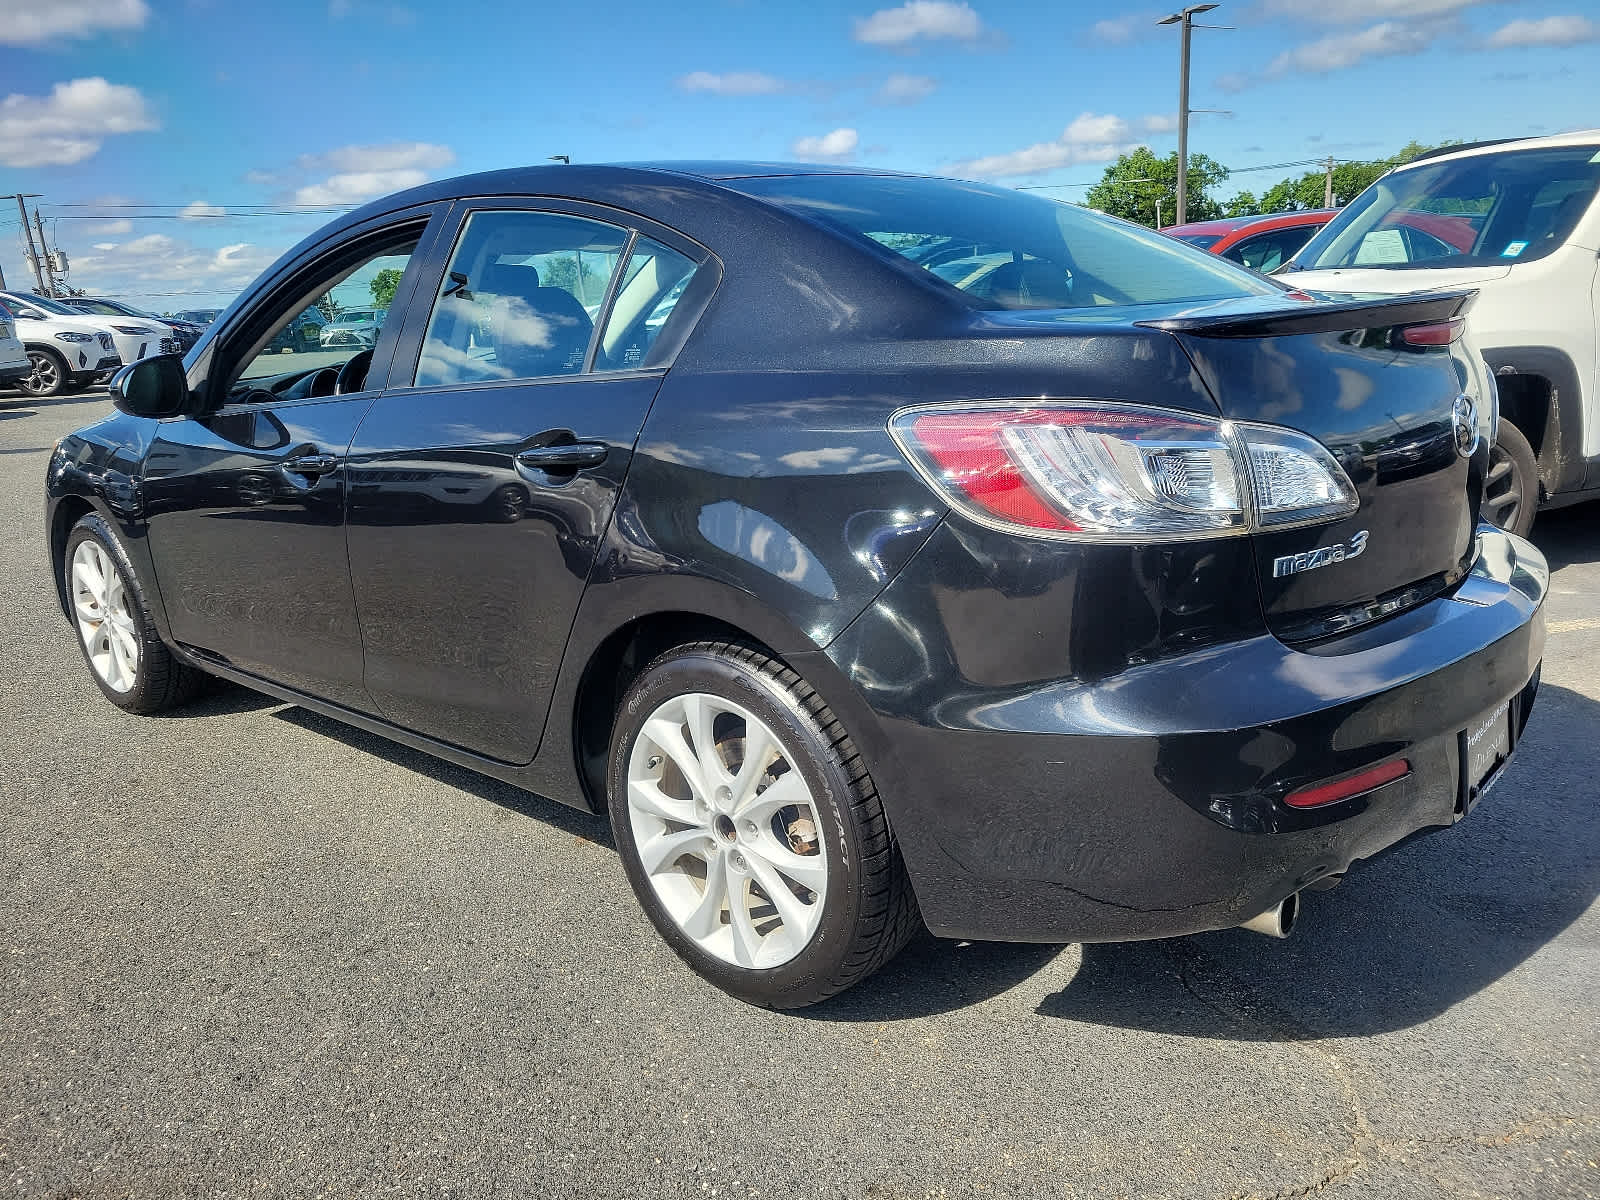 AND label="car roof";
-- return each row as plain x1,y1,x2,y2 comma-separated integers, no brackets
1165,209,1339,237
1393,128,1600,172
